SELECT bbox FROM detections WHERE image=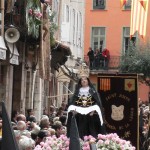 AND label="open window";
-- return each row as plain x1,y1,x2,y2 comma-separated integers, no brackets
122,27,136,54
93,0,106,10
91,27,106,51
124,0,132,10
